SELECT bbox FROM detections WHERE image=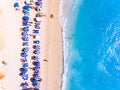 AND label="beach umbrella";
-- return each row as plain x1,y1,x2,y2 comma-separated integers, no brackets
35,17,41,22
23,27,29,32
23,16,29,20
35,1,42,5
33,50,40,55
14,2,19,7
20,82,29,89
21,68,27,74
33,40,40,44
33,61,40,67
23,5,30,9
21,32,28,36
34,83,40,89
22,63,28,68
33,30,39,34
21,52,28,58
33,74,40,80
23,9,29,13
33,67,40,73
22,74,28,80
32,78,38,85
22,22,28,26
